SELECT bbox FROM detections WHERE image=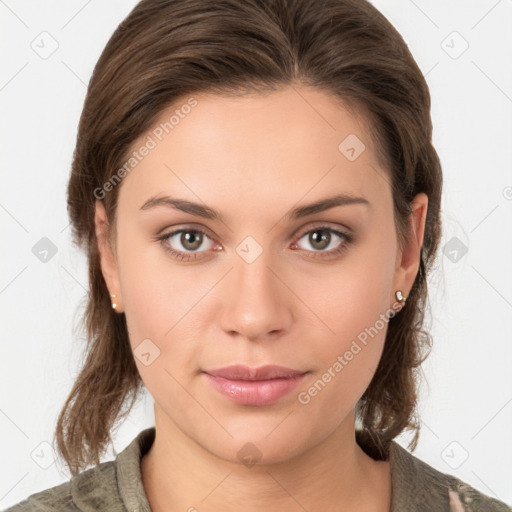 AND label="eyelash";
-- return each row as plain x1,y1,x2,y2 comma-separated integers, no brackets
155,225,353,262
